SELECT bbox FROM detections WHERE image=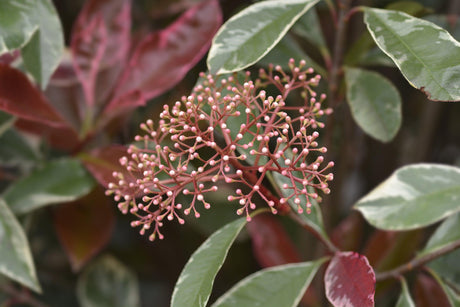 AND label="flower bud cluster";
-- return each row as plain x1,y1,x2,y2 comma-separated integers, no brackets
106,59,333,241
